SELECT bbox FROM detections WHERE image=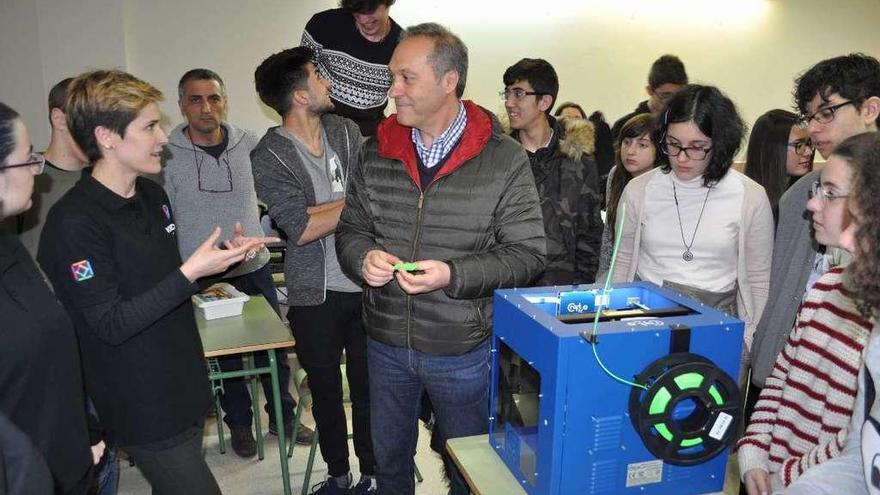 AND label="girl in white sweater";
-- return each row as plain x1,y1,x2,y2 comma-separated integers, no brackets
612,84,775,349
